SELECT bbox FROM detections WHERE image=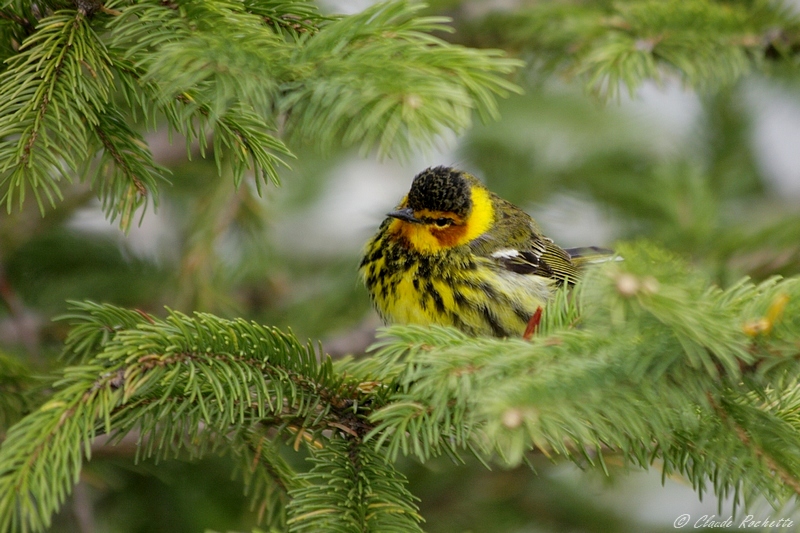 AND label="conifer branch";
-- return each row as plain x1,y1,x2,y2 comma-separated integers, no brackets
0,8,35,37
248,0,330,37
93,127,147,197
286,437,423,532
88,109,168,230
710,391,800,498
464,0,800,99
2,245,800,529
367,244,800,507
0,353,35,432
0,301,383,531
279,1,522,157
230,428,300,527
0,10,97,213
0,1,522,226
2,1,800,530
